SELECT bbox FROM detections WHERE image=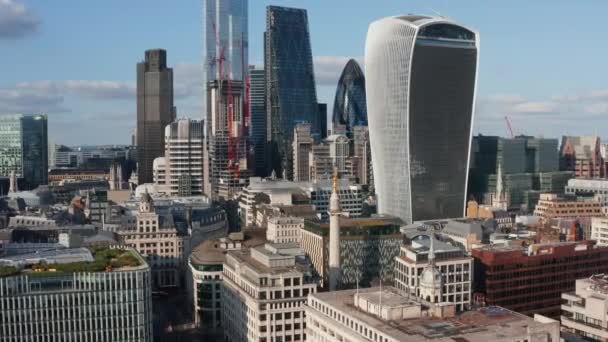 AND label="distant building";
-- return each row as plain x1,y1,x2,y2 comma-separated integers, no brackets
352,125,373,188
53,144,132,168
533,193,602,223
308,134,352,182
267,216,304,244
395,234,473,311
300,216,403,288
560,135,605,178
292,123,314,182
566,178,608,207
332,59,367,138
222,243,317,342
305,286,560,342
469,135,561,209
0,114,48,190
366,16,479,223
163,119,204,196
473,240,608,317
591,217,608,246
561,274,608,340
137,49,176,184
265,5,320,179
0,246,153,341
249,66,267,177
